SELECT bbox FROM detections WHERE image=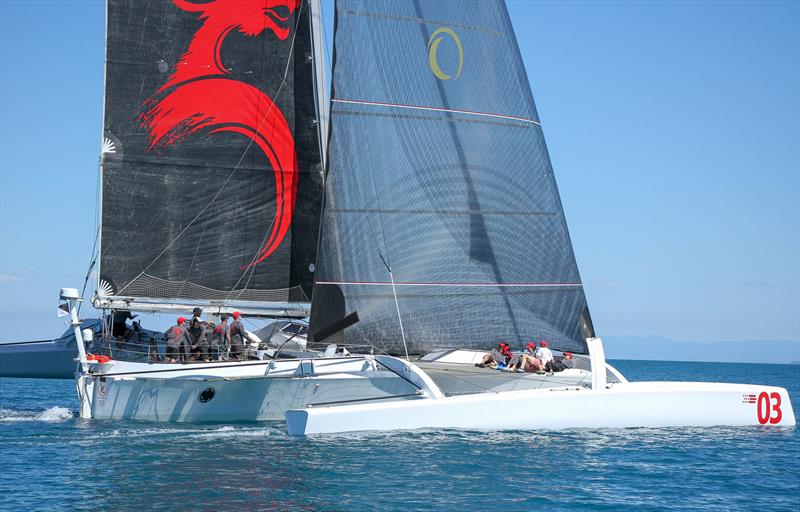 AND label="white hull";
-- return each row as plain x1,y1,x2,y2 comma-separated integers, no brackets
80,356,419,422
286,381,797,434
